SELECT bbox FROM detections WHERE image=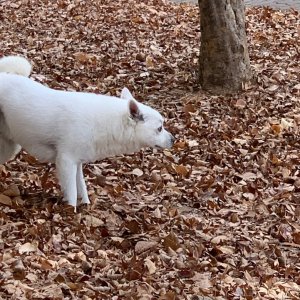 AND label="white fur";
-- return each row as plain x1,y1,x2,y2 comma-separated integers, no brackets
0,56,32,77
0,56,174,208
